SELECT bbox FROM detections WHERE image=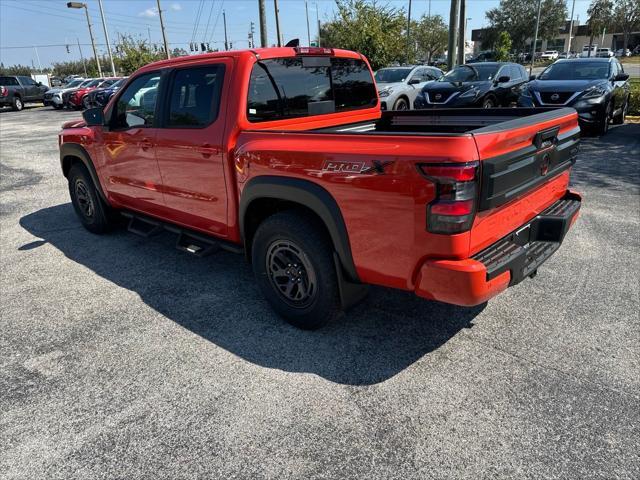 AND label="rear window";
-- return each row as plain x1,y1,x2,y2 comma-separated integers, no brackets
247,57,377,122
0,76,19,86
167,65,224,128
